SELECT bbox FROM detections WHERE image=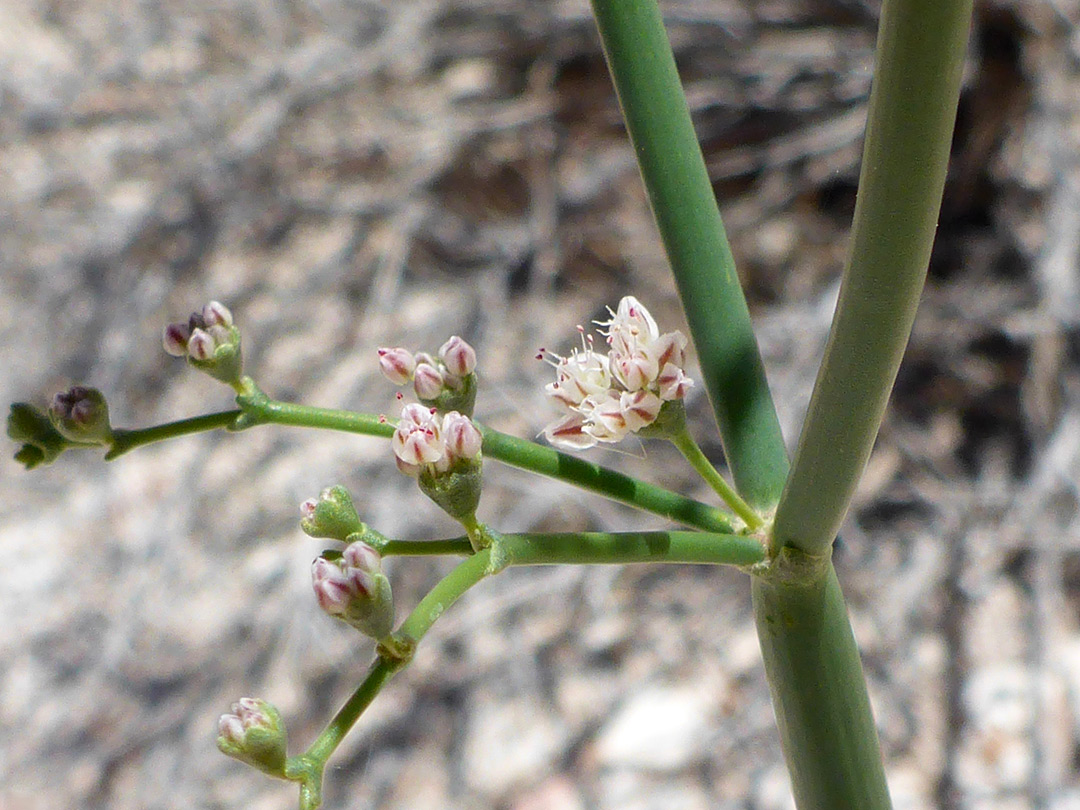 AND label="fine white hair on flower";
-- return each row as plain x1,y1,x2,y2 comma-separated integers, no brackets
539,296,693,450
